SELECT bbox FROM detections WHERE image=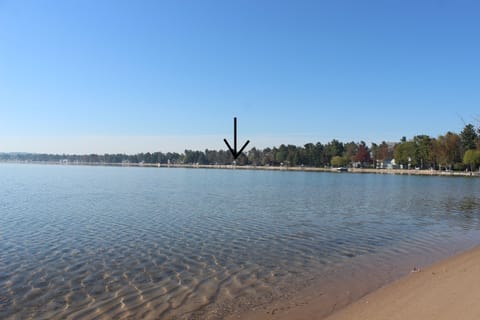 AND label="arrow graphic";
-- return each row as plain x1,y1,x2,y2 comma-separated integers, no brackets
224,117,250,160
